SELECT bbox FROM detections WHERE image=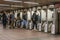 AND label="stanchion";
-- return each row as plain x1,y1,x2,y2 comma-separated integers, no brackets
26,21,28,29
21,21,23,28
34,25,36,30
29,21,32,30
38,23,41,31
51,24,55,34
44,23,48,32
